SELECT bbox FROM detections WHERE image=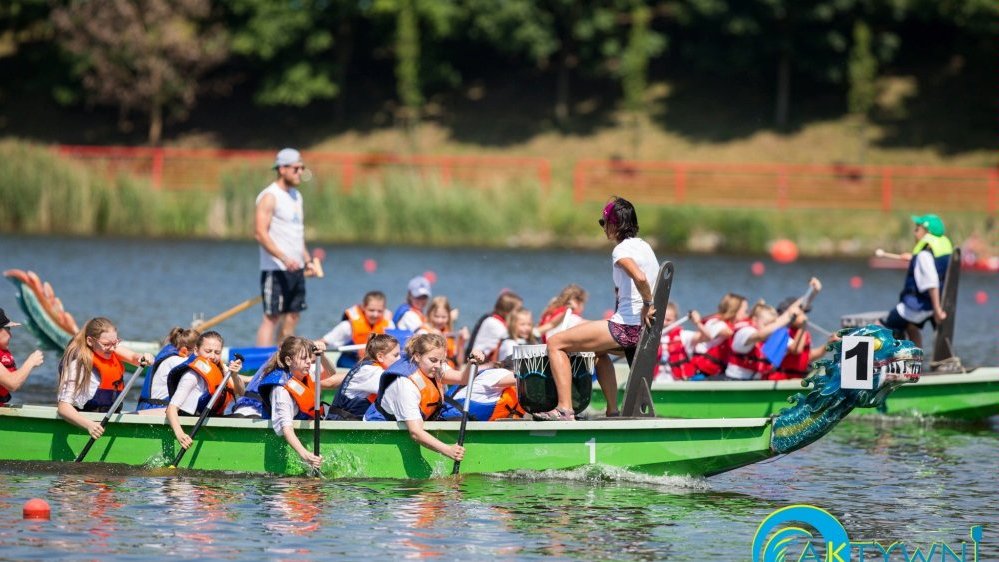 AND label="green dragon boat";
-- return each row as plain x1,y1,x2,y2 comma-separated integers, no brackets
587,368,999,421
